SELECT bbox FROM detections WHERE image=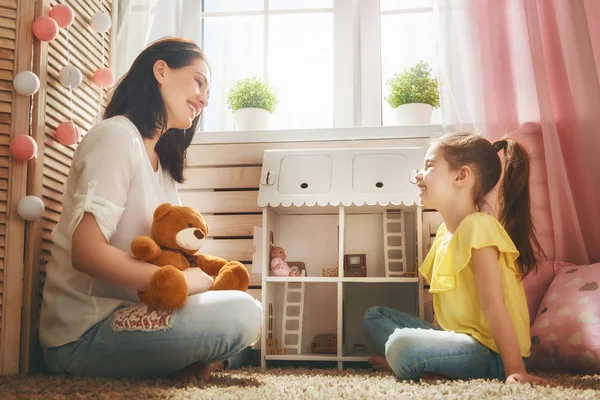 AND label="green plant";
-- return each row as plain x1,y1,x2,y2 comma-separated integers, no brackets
385,61,440,109
227,76,278,114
